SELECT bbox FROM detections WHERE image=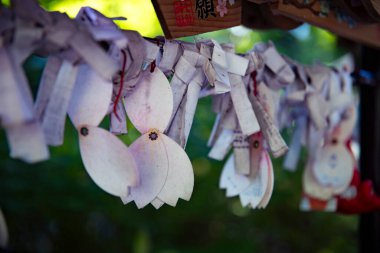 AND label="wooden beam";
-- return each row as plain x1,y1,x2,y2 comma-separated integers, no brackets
276,1,380,49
